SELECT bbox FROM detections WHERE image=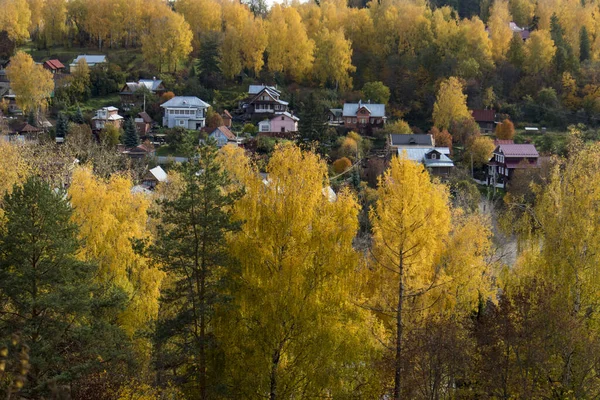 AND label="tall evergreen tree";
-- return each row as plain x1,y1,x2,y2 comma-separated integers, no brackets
74,104,85,124
150,141,240,399
55,112,69,138
197,32,222,89
123,117,140,148
297,92,330,154
580,26,591,63
550,13,578,74
0,177,132,398
27,109,36,127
